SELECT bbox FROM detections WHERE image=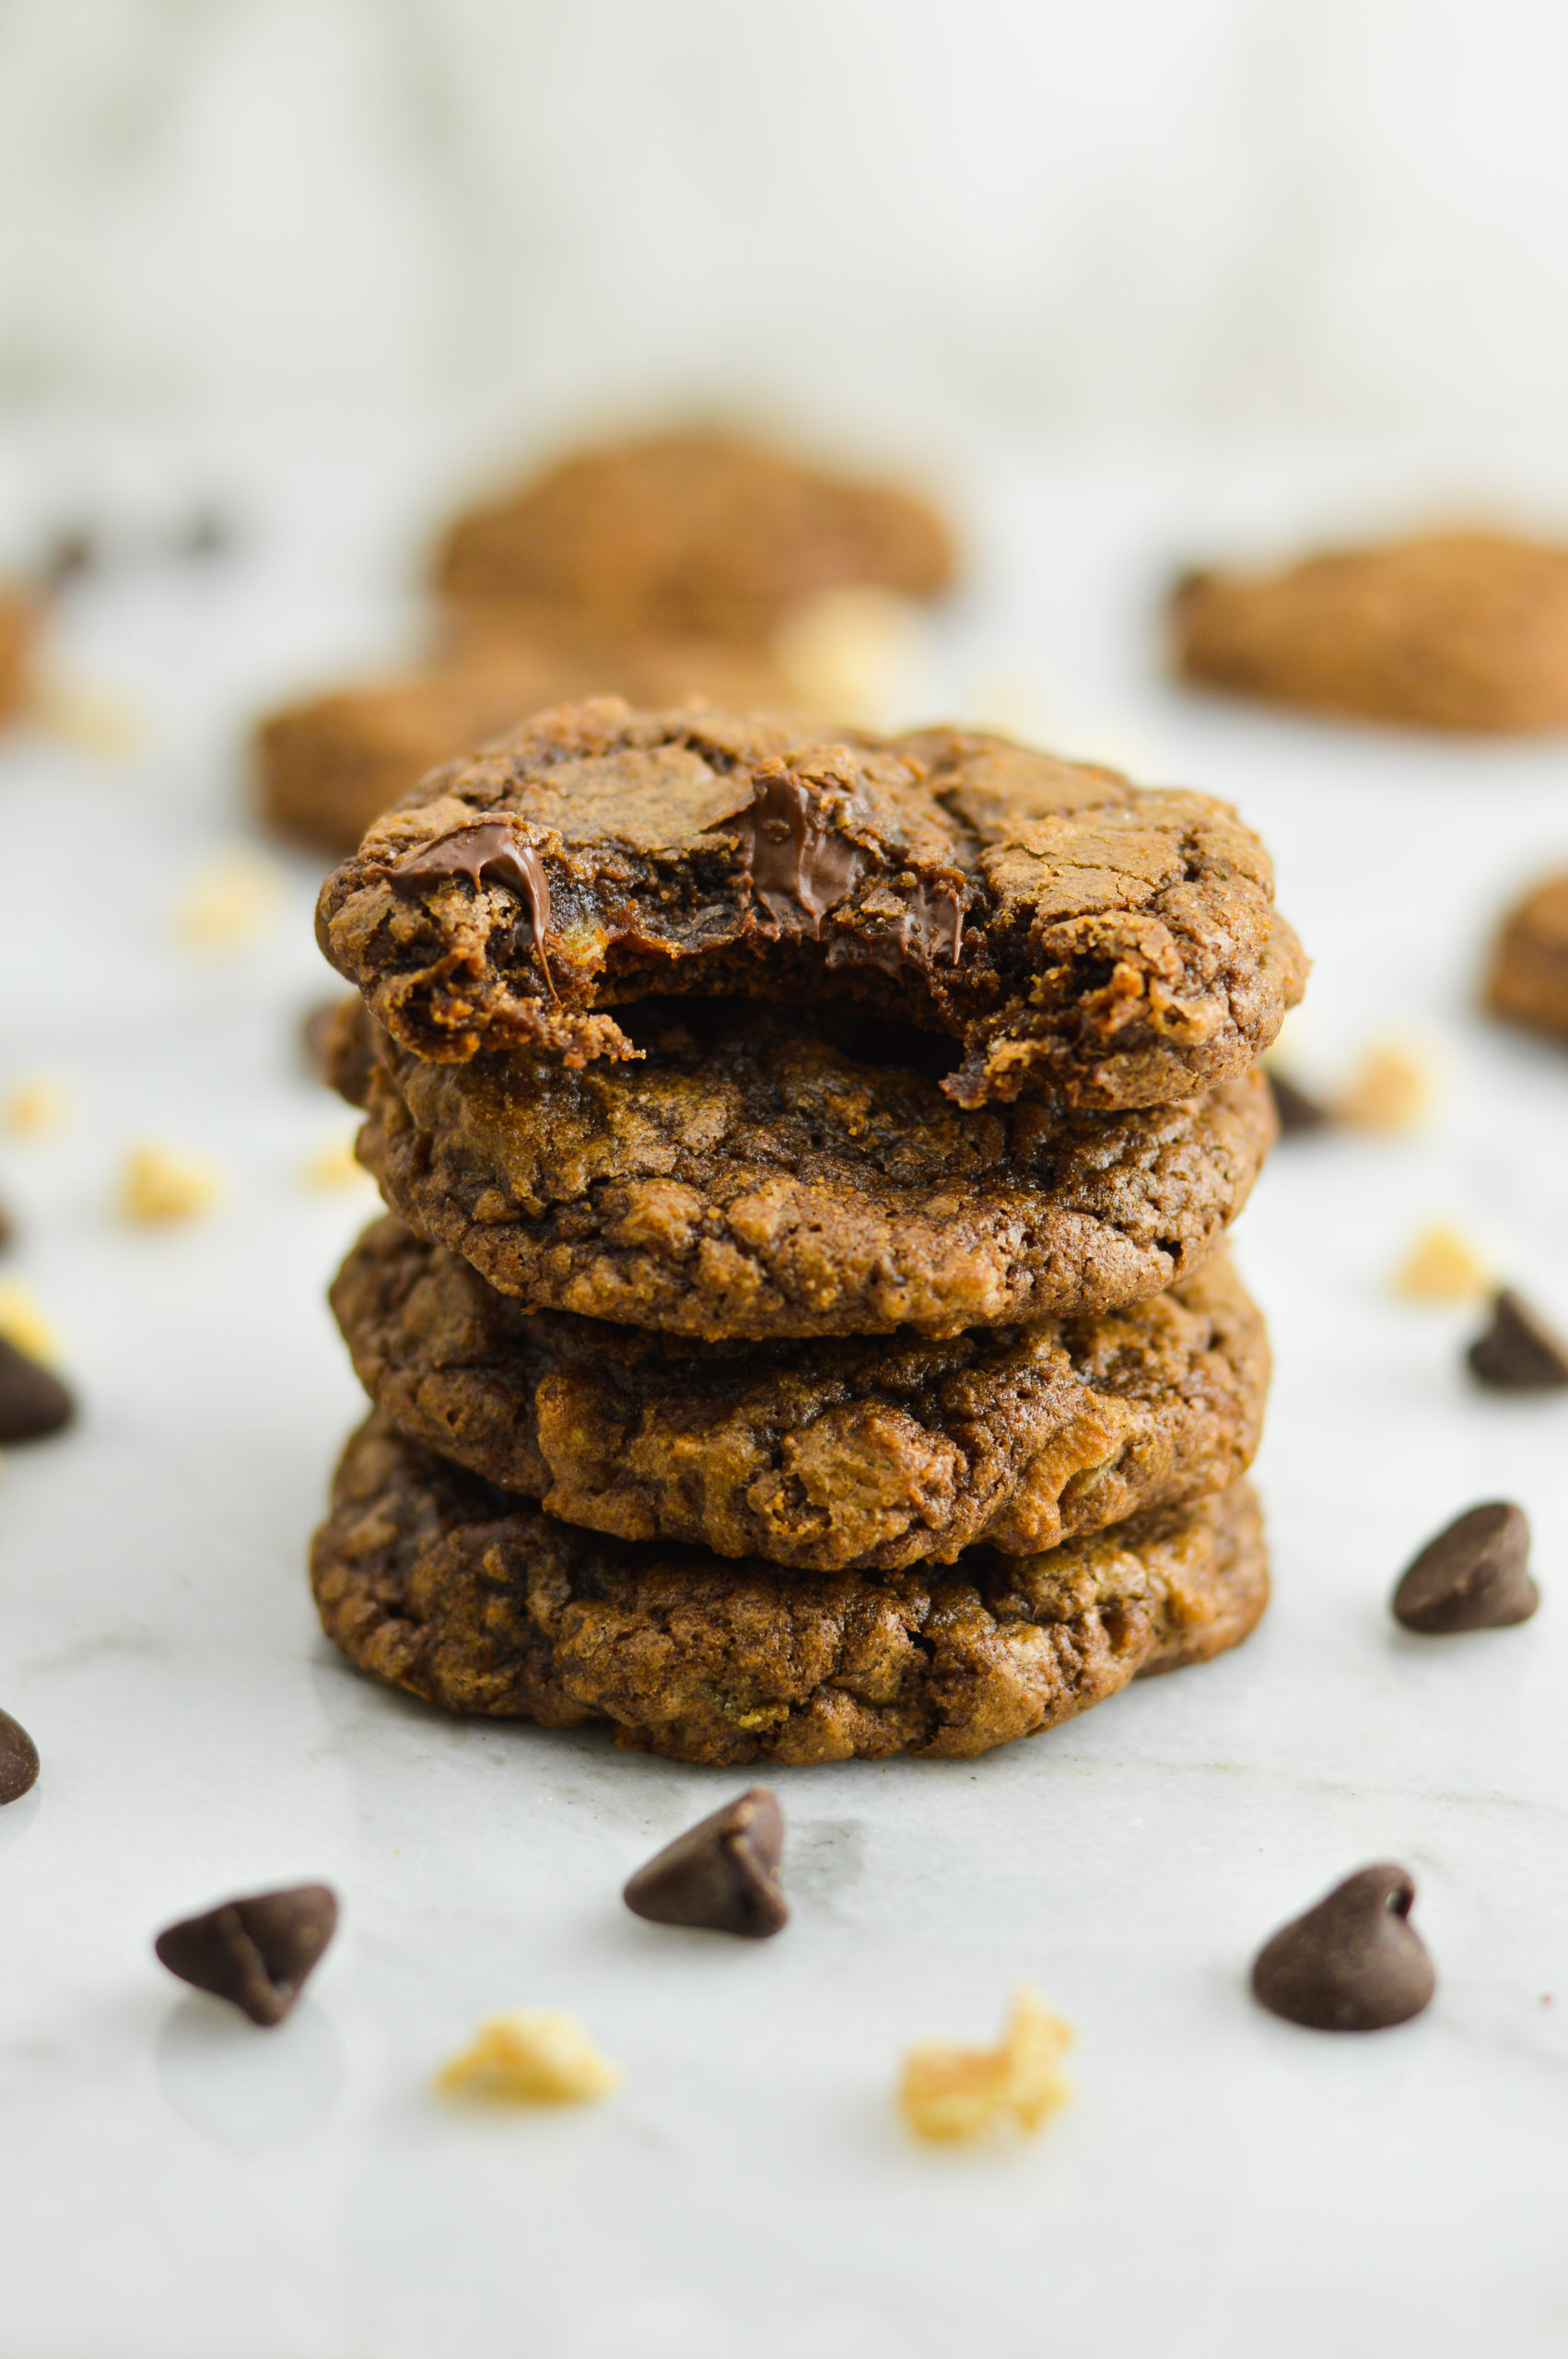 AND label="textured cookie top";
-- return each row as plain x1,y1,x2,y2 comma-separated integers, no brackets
432,428,954,648
355,999,1276,1338
1172,528,1568,734
317,700,1305,1111
332,1215,1269,1571
310,1411,1268,1766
